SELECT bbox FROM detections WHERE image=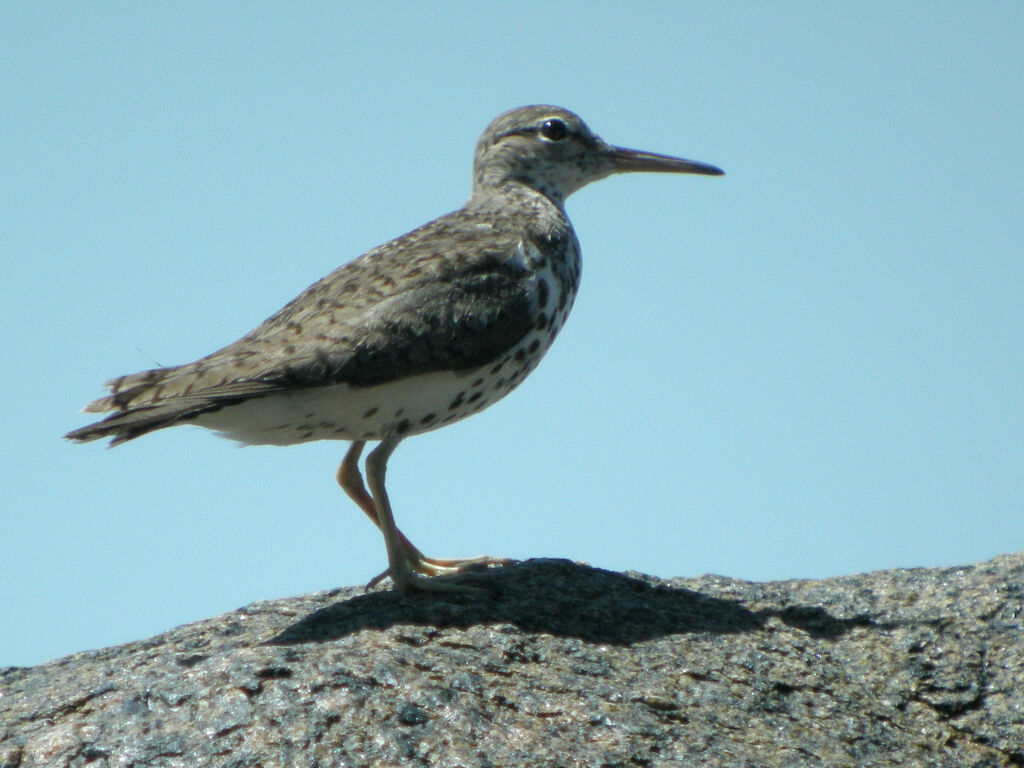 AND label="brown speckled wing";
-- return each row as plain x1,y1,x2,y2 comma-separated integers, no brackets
79,220,544,411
